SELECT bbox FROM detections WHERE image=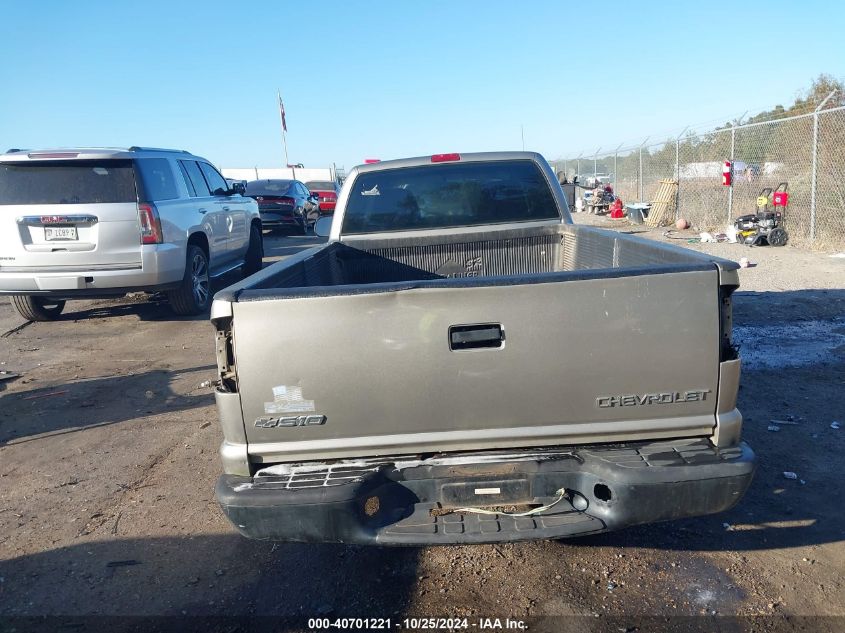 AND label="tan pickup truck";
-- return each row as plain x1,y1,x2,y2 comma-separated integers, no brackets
211,152,755,544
